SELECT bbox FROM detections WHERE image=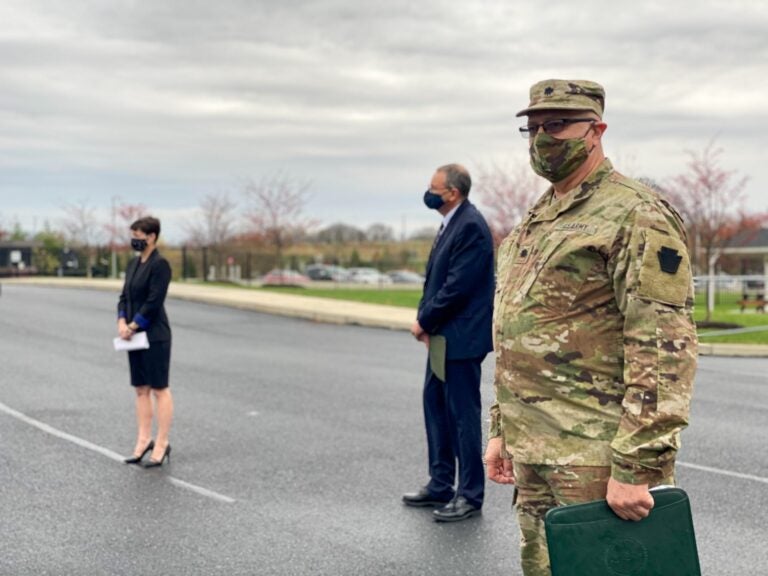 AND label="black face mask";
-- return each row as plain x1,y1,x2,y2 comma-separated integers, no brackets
131,238,148,252
423,190,445,210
